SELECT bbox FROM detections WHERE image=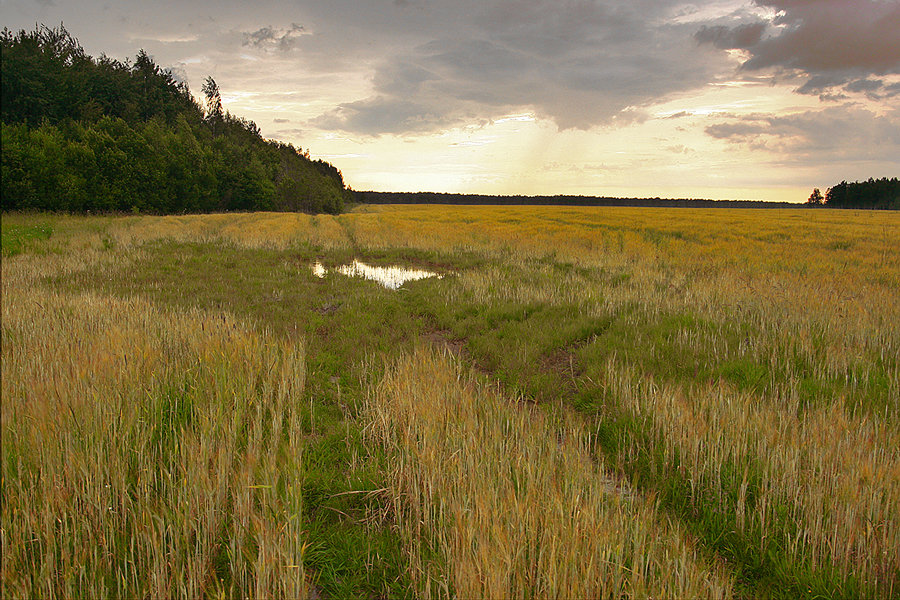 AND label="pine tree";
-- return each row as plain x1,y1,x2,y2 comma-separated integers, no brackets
200,76,223,134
